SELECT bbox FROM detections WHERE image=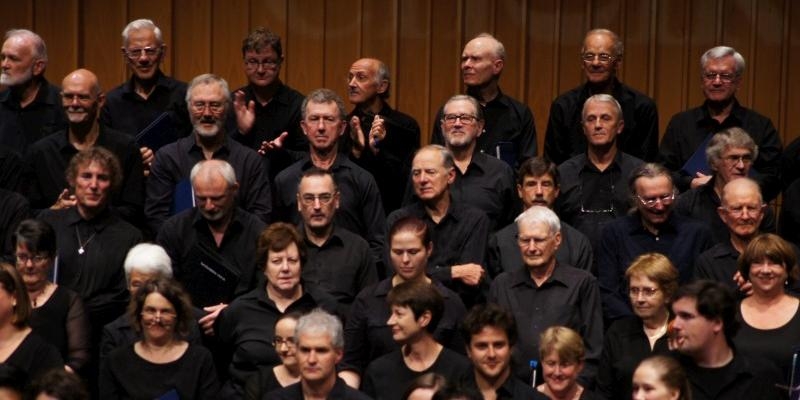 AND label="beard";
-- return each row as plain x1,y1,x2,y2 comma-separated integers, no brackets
0,66,33,87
